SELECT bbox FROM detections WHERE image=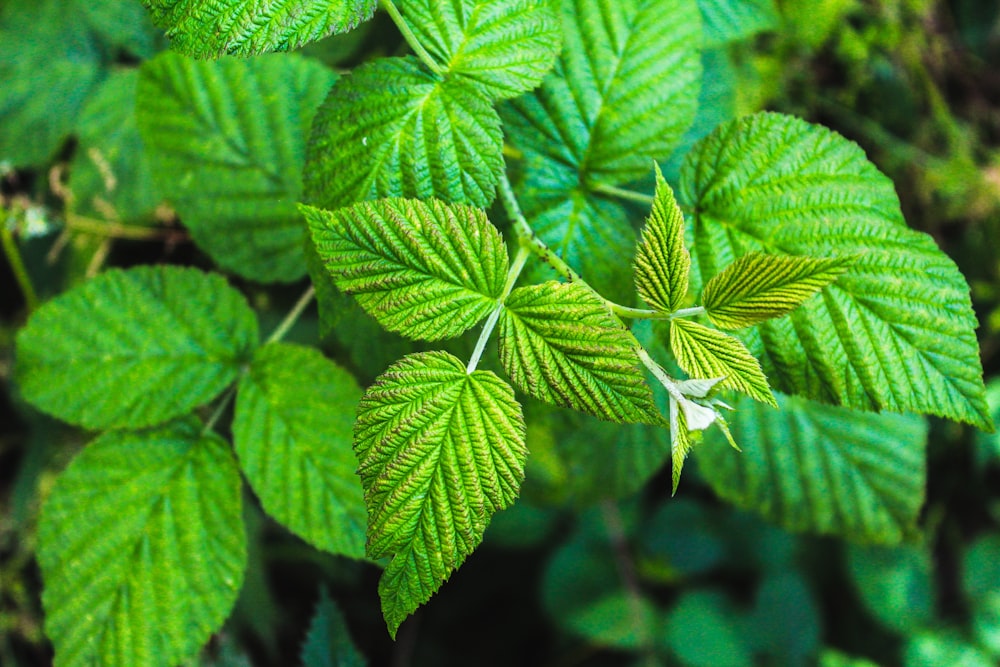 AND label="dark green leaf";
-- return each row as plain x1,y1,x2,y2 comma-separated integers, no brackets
38,418,245,667
234,343,366,559
301,589,366,667
15,266,258,430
